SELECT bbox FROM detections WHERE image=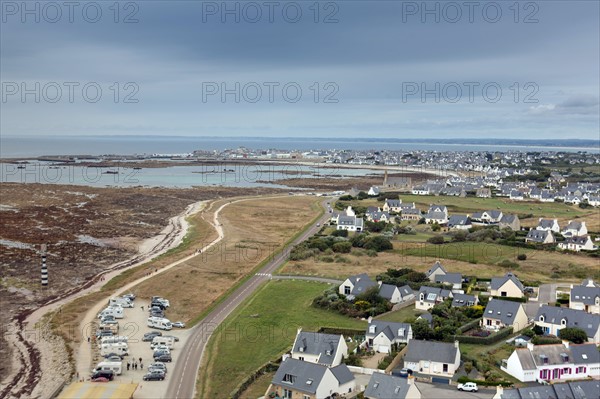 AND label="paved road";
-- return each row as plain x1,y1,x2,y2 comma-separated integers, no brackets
416,382,496,399
165,198,333,398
